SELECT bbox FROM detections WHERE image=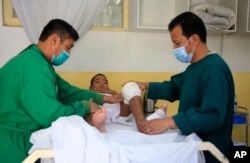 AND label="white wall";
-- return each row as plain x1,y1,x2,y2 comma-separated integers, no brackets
1,2,250,72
